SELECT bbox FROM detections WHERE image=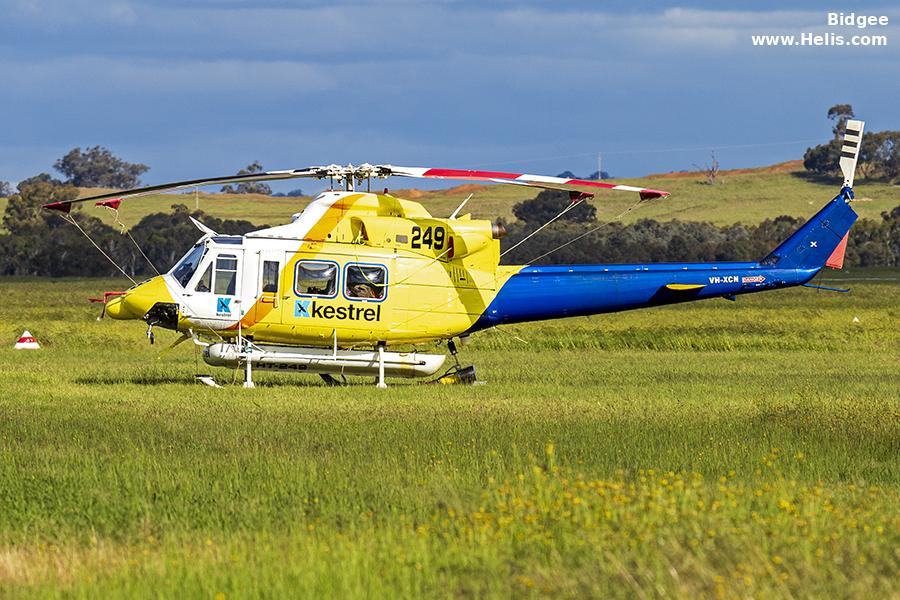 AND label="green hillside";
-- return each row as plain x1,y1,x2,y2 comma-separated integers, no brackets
2,161,897,232
408,161,898,225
